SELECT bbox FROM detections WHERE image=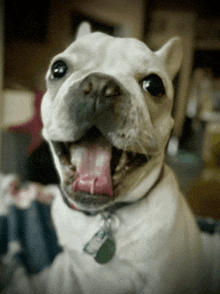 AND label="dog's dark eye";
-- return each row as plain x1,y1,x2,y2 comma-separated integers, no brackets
51,60,68,79
142,74,165,97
